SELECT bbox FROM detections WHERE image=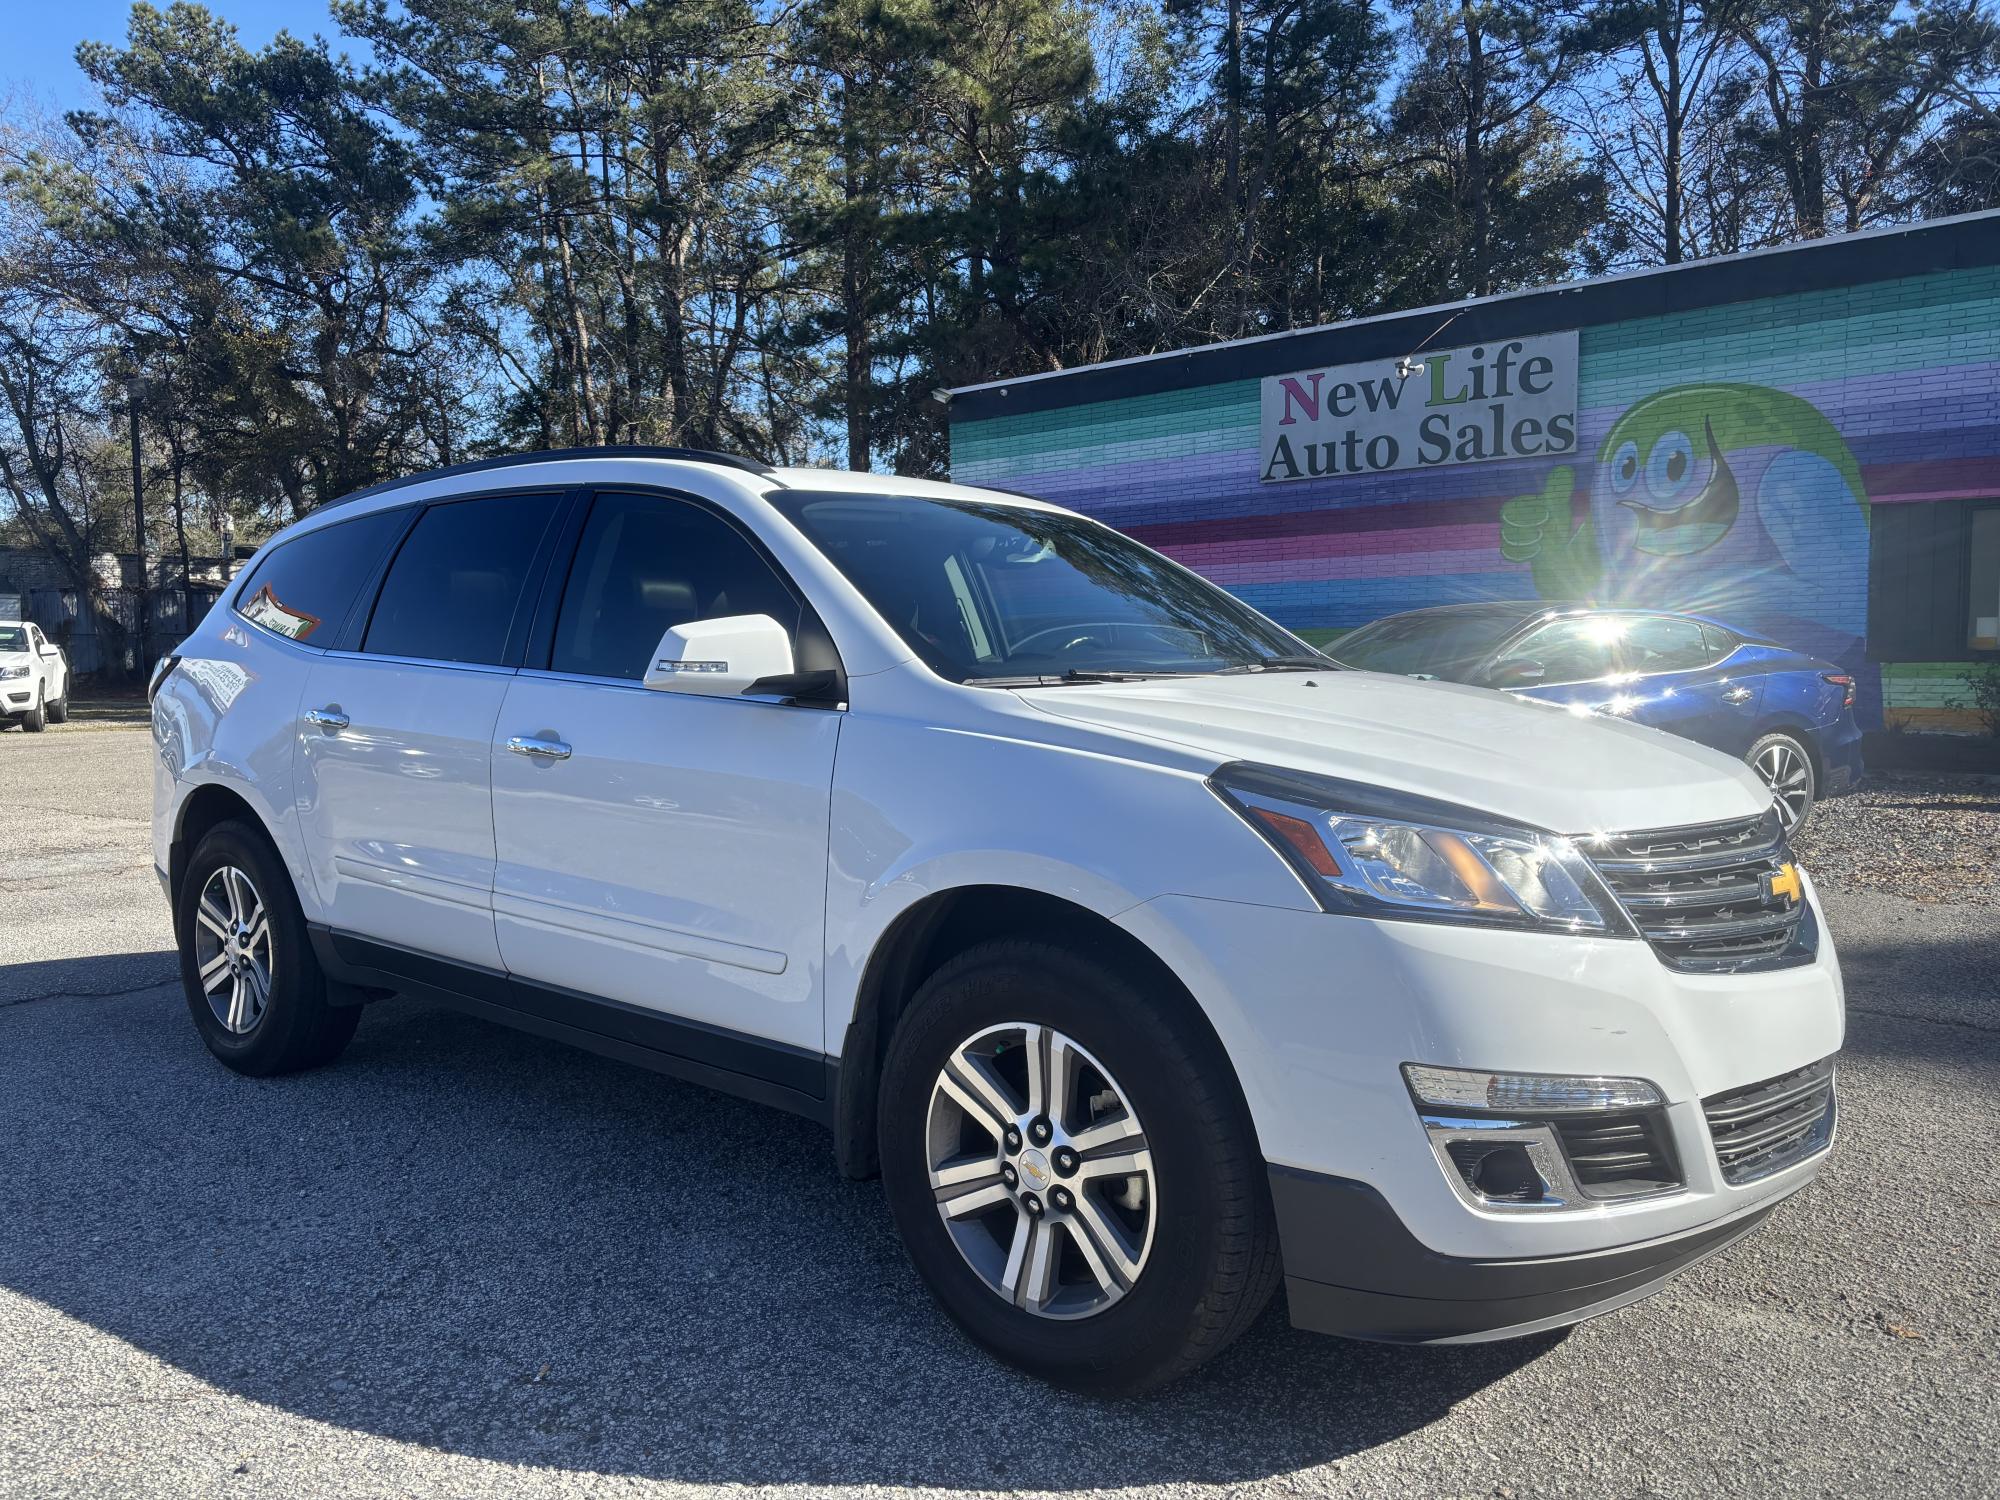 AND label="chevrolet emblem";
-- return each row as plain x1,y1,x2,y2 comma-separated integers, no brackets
1761,862,1803,906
